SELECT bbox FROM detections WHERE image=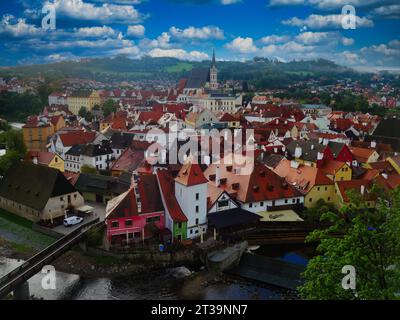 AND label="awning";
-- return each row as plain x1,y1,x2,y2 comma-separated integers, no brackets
208,208,261,230
76,205,94,213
